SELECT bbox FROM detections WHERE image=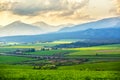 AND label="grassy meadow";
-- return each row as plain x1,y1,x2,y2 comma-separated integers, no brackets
0,55,34,64
0,70,119,80
0,42,120,80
